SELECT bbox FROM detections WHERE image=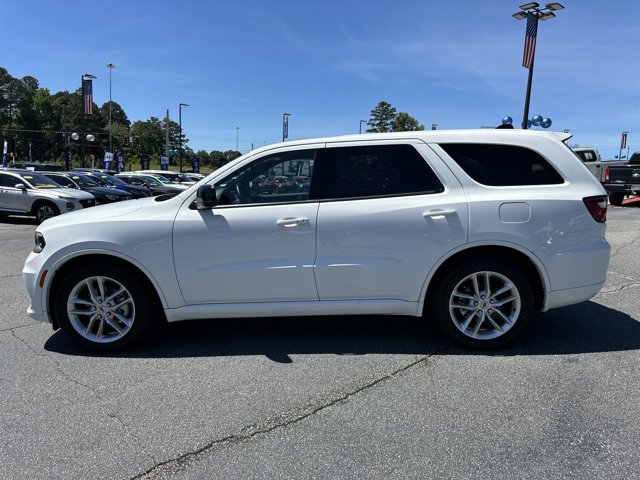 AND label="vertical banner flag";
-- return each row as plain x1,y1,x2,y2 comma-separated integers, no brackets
160,155,169,170
2,140,7,167
621,132,628,150
192,157,200,174
140,154,149,170
116,151,125,173
103,152,114,170
82,79,93,115
522,13,538,69
283,115,289,140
